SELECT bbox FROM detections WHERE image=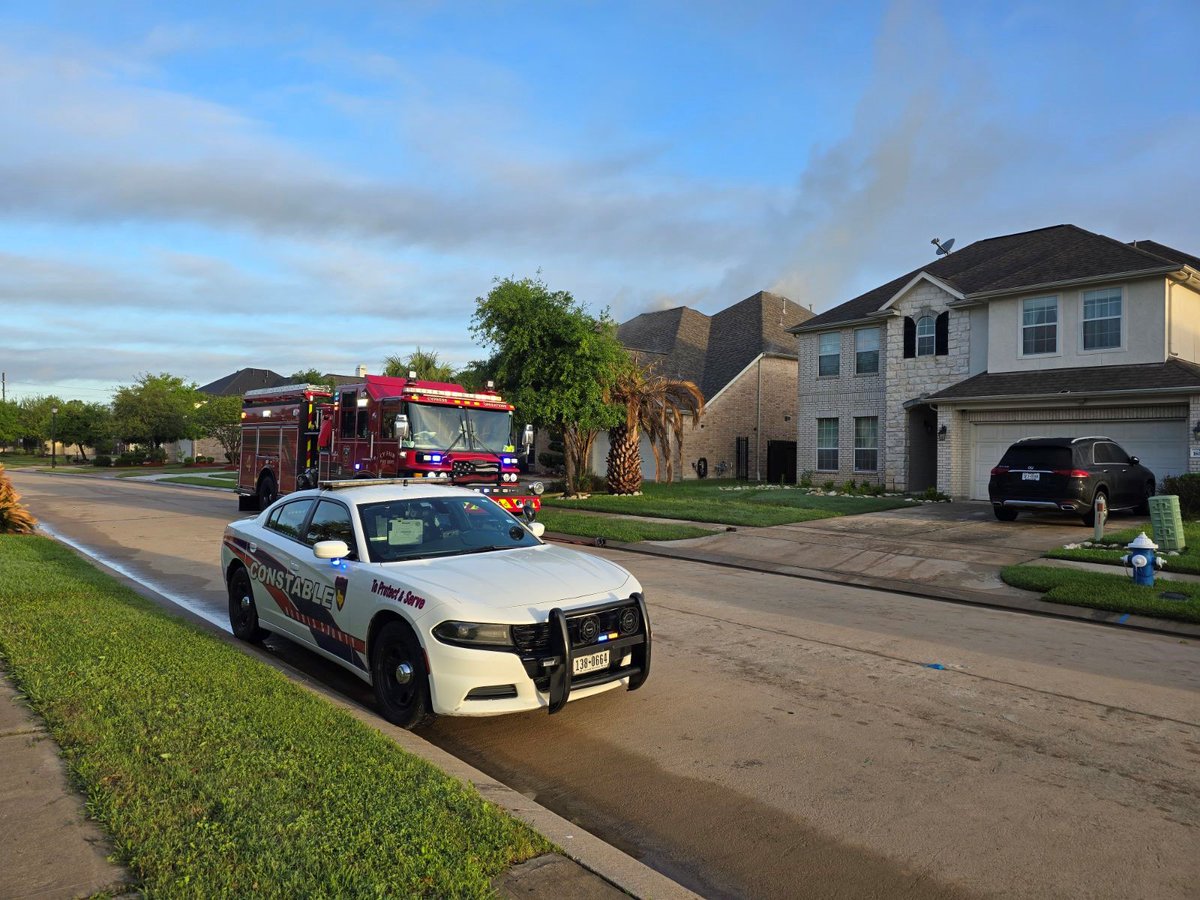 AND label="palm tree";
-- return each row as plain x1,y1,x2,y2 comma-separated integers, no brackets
606,365,704,494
